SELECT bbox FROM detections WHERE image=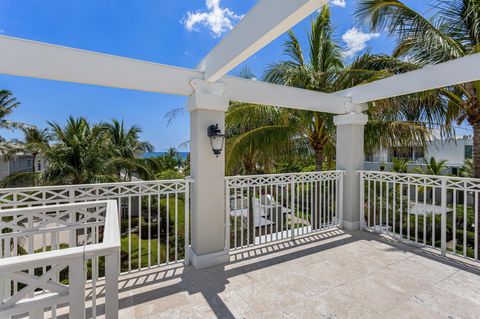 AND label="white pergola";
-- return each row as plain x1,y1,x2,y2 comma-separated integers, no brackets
1,0,480,269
